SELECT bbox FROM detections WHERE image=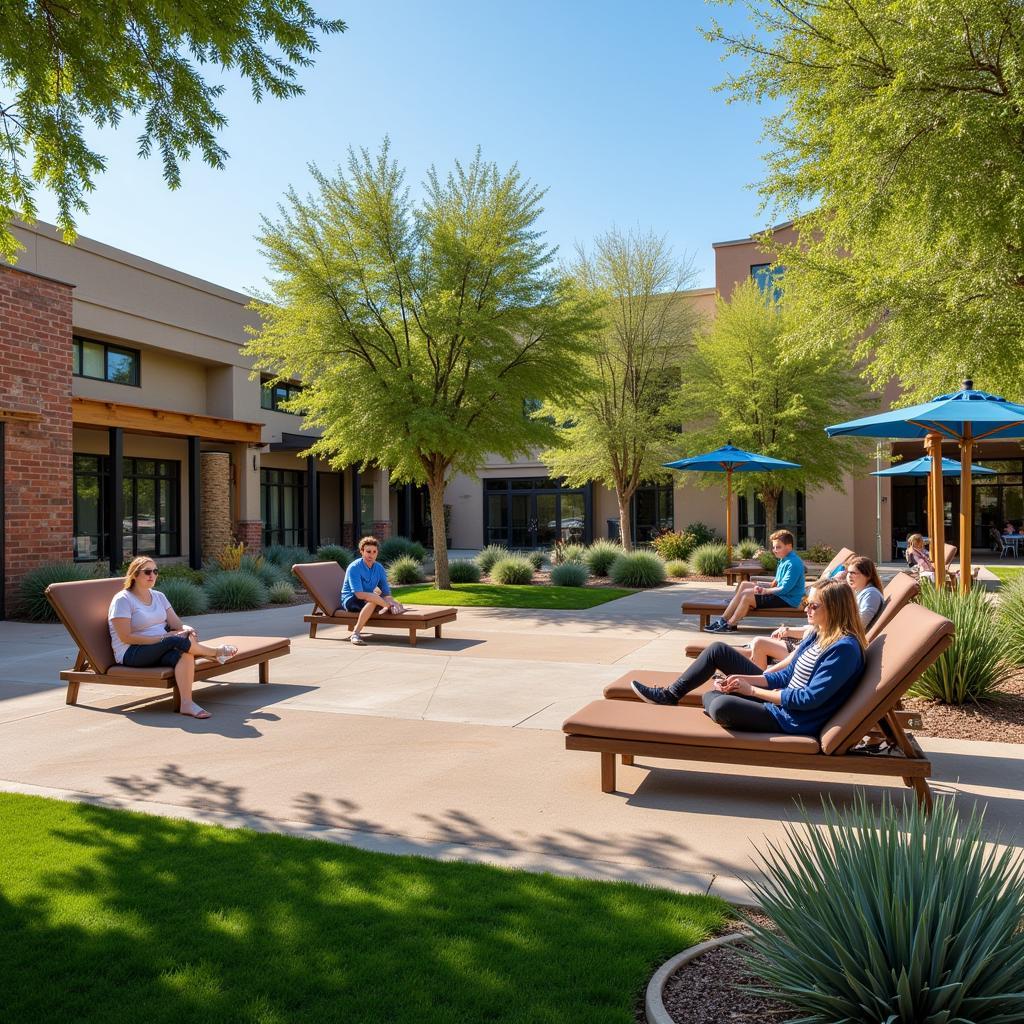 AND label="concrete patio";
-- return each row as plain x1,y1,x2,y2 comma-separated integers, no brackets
2,579,1022,905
